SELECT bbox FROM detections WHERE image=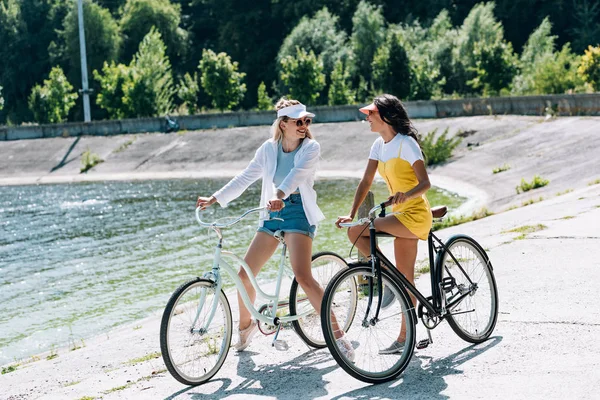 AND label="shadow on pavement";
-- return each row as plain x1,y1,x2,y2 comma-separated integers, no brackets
50,136,80,172
329,336,502,400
